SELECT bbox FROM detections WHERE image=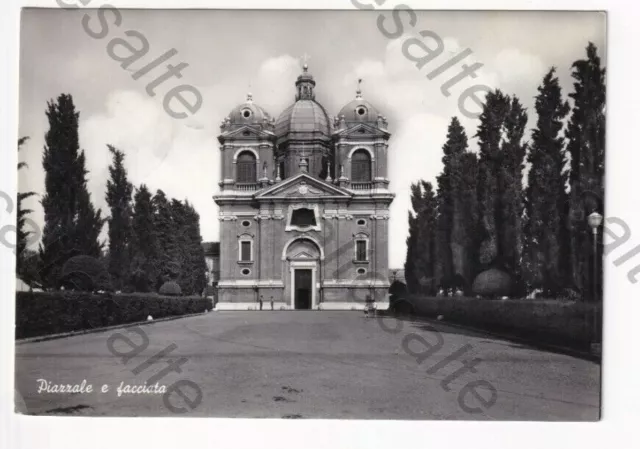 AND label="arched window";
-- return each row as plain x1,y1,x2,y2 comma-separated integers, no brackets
236,151,257,183
351,149,371,182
